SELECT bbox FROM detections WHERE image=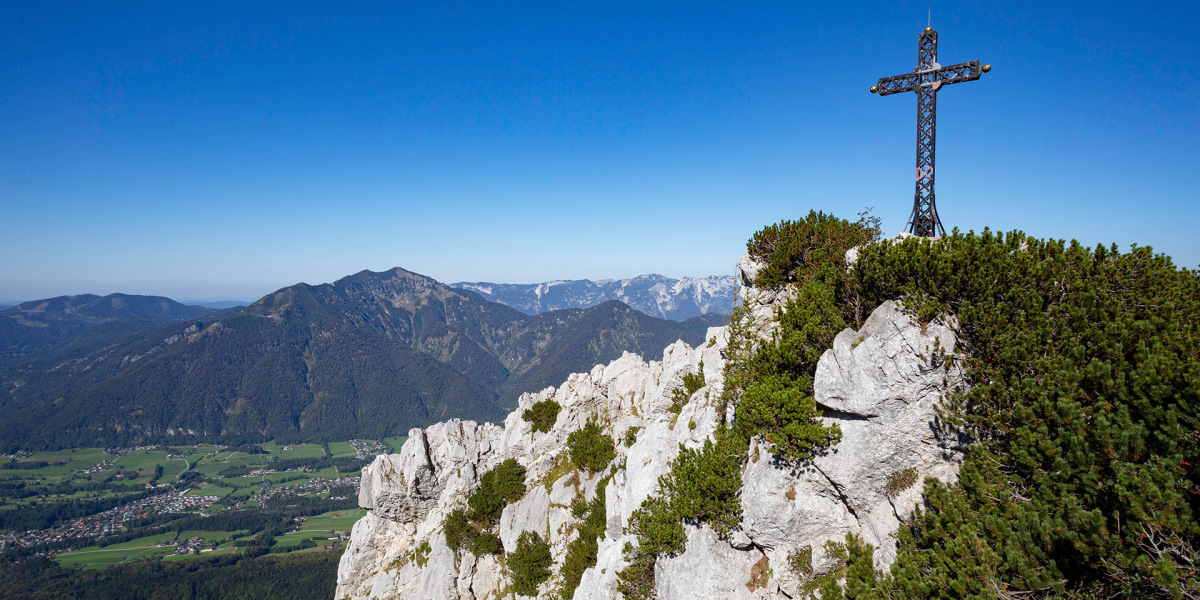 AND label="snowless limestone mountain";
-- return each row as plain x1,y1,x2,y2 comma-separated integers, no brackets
338,252,967,599
451,275,737,321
